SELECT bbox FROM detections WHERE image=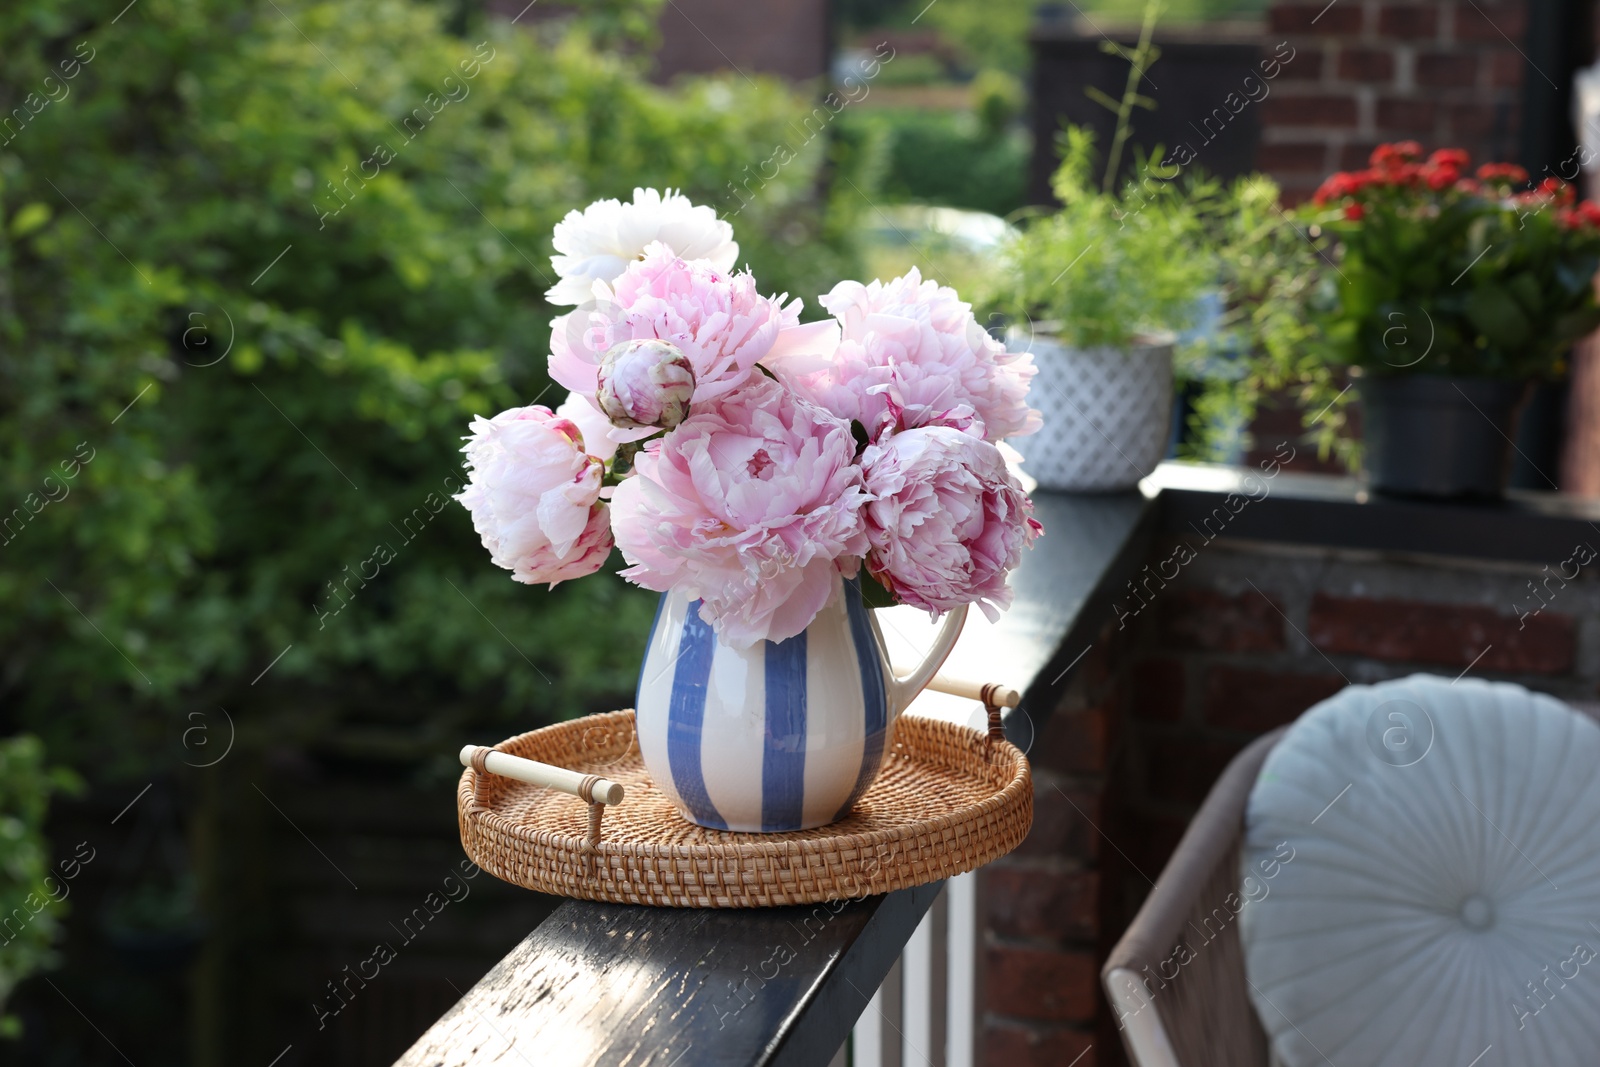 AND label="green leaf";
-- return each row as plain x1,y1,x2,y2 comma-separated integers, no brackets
1083,86,1121,113
8,202,50,237
858,572,900,610
1551,307,1600,346
1464,286,1532,348
1506,272,1543,317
